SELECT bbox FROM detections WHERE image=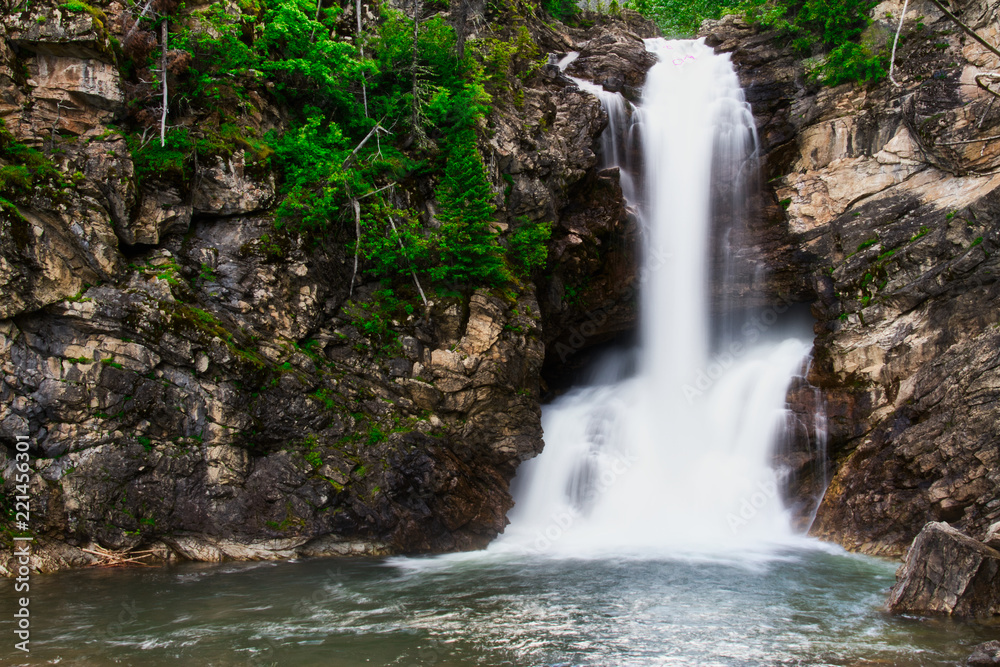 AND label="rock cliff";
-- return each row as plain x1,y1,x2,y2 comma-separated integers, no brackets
5,0,997,574
0,1,655,571
705,0,1000,556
